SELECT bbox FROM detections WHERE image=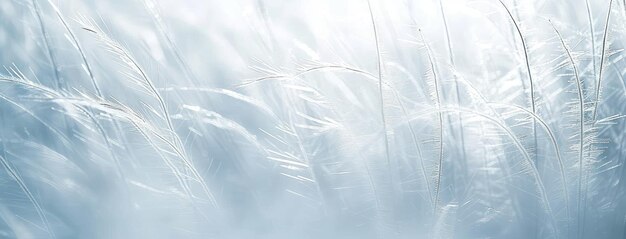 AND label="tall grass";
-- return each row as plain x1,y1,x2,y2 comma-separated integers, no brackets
0,0,625,238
